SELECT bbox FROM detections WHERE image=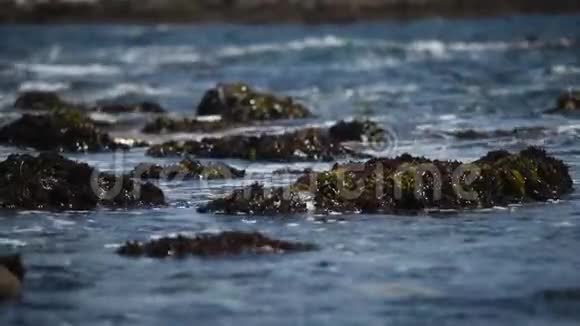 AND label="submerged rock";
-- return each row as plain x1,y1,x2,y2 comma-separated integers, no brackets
146,120,381,161
545,90,580,114
446,126,547,140
0,153,165,210
0,108,125,152
0,255,24,300
117,231,316,258
200,147,572,215
197,82,312,122
198,183,307,215
93,101,166,114
14,91,79,112
329,120,385,143
142,116,229,134
132,158,245,180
